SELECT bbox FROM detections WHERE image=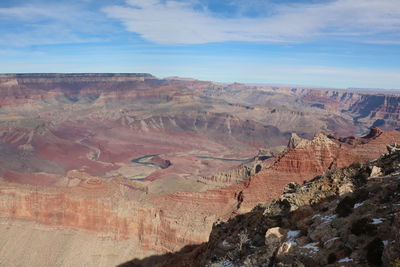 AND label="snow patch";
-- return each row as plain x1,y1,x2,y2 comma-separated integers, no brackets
287,230,301,246
312,213,321,219
324,237,340,245
300,242,319,252
287,230,301,239
321,214,337,223
353,202,364,208
312,213,337,223
371,218,384,224
216,260,235,267
338,257,353,263
222,240,230,247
